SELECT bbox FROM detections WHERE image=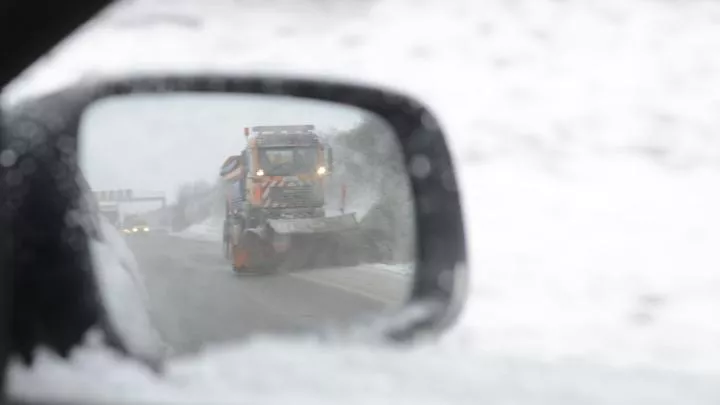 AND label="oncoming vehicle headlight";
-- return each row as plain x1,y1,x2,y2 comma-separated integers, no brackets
316,166,327,175
132,227,139,233
143,227,150,232
256,169,265,176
